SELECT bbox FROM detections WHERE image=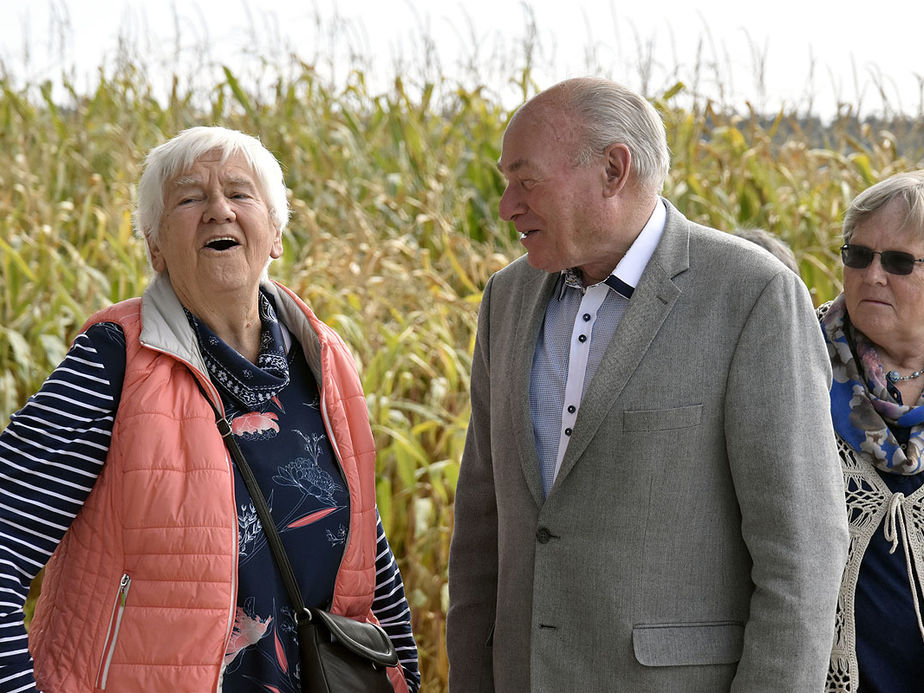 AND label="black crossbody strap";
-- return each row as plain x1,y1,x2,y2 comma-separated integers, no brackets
194,377,399,673
197,384,308,616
